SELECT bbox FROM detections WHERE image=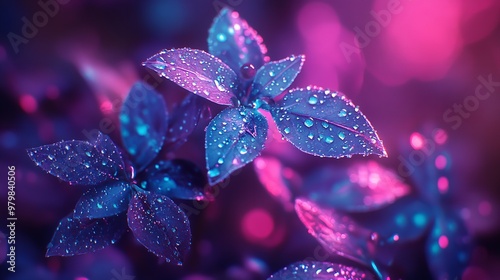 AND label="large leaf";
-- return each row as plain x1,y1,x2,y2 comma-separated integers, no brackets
143,48,238,105
74,181,133,219
205,107,268,185
140,159,208,201
127,192,191,264
251,55,305,100
425,211,471,280
27,132,124,186
165,95,208,150
303,161,410,212
294,198,372,266
268,261,376,280
271,87,386,158
46,213,127,257
208,7,268,73
120,82,168,172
